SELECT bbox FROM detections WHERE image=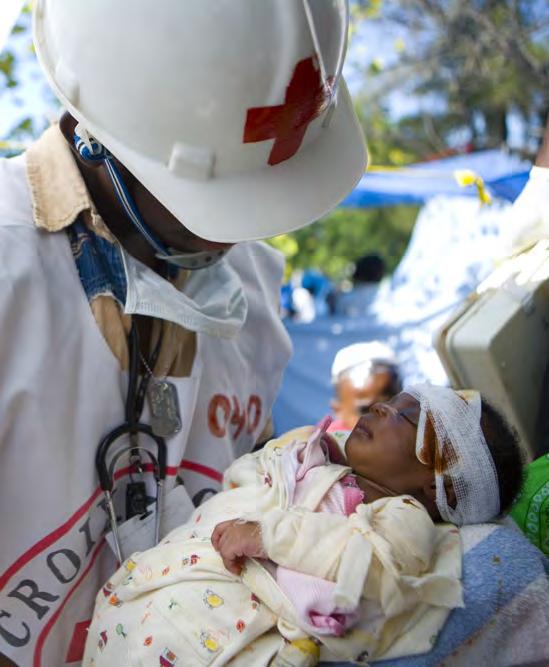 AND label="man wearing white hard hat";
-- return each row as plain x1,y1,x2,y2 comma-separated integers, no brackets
0,2,366,665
